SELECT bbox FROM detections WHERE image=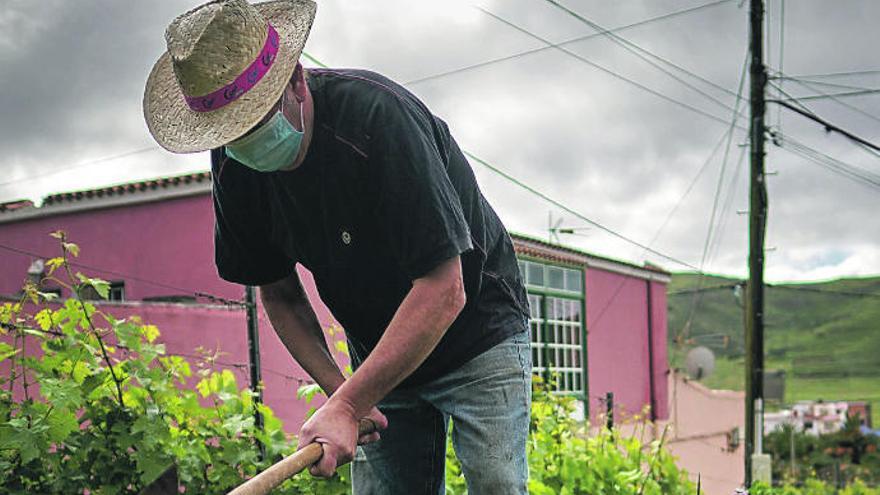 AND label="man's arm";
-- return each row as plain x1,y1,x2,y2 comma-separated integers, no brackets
260,272,347,395
298,255,466,477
